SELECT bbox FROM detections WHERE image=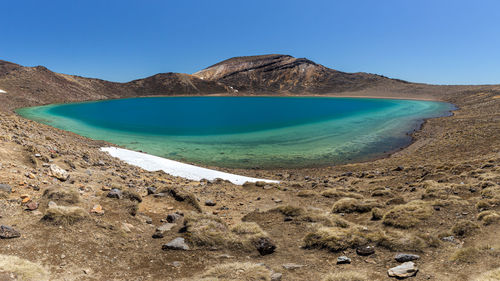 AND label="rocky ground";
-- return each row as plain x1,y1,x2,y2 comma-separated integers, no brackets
0,55,499,280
